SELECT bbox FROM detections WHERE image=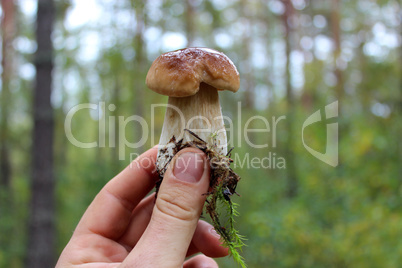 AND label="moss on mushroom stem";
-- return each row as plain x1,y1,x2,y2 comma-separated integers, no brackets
155,130,246,268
